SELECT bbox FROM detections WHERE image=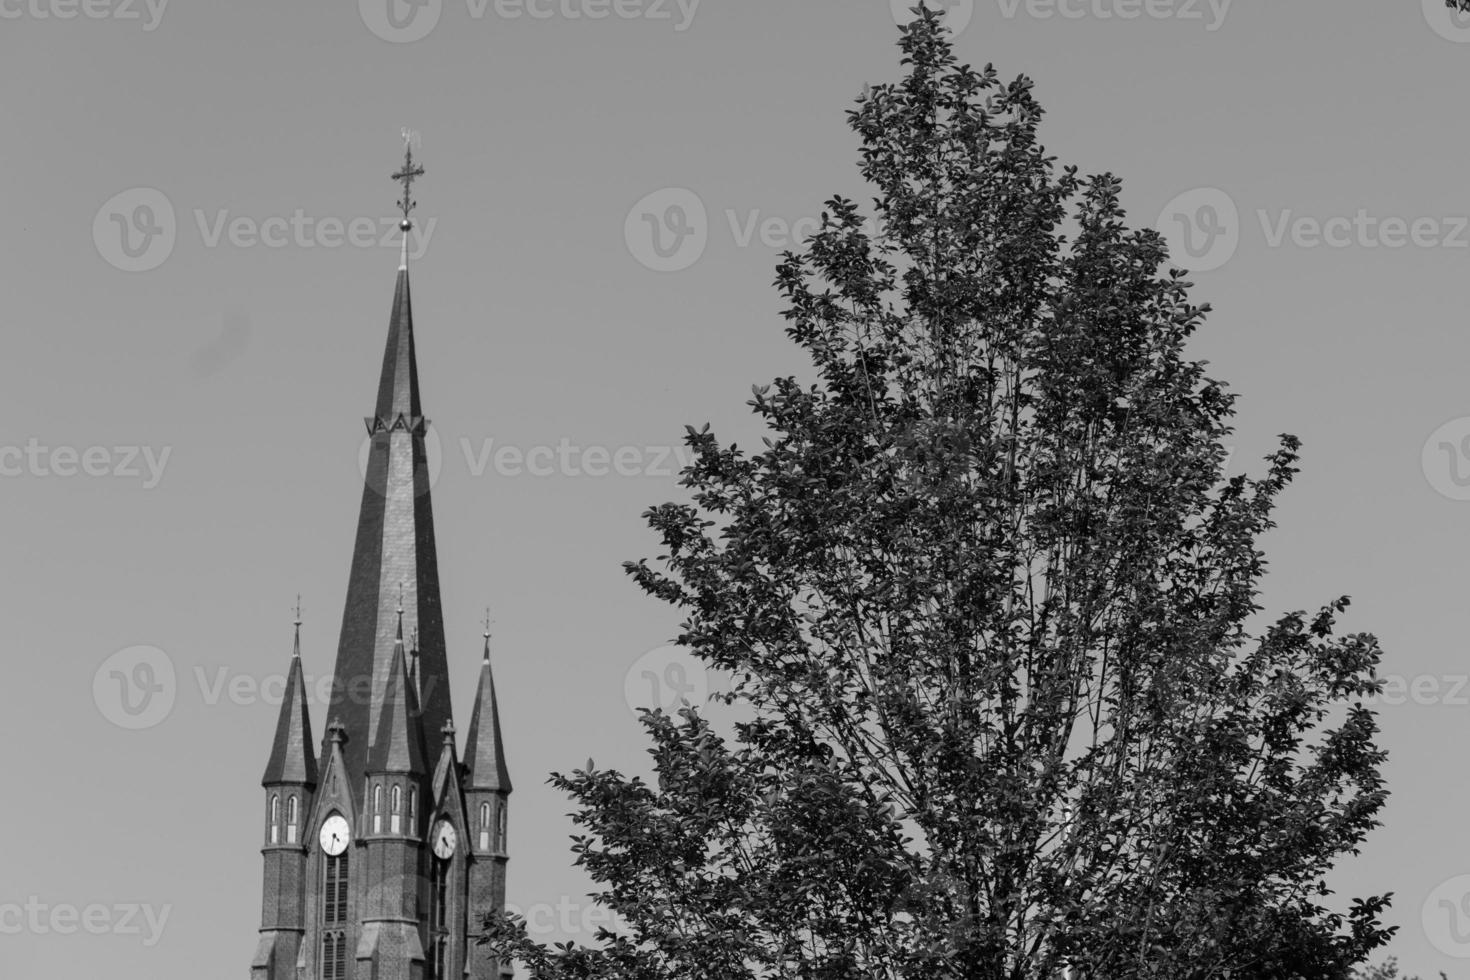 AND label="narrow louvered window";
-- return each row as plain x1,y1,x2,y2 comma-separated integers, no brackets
321,848,349,980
